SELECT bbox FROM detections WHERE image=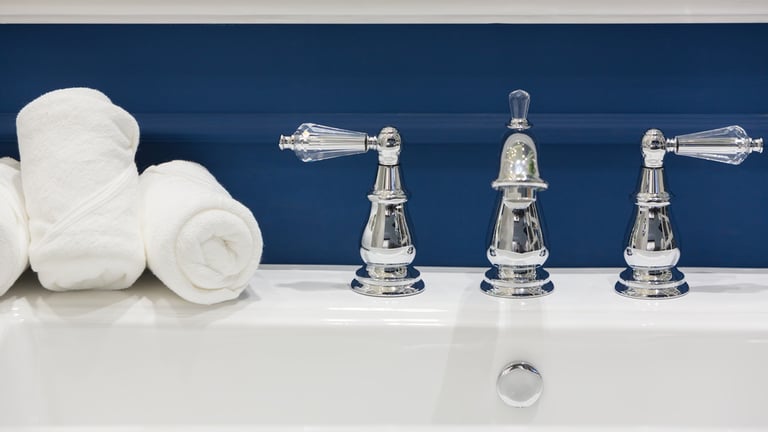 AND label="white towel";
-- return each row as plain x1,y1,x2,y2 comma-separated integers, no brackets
0,158,29,296
139,161,263,305
16,88,146,291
